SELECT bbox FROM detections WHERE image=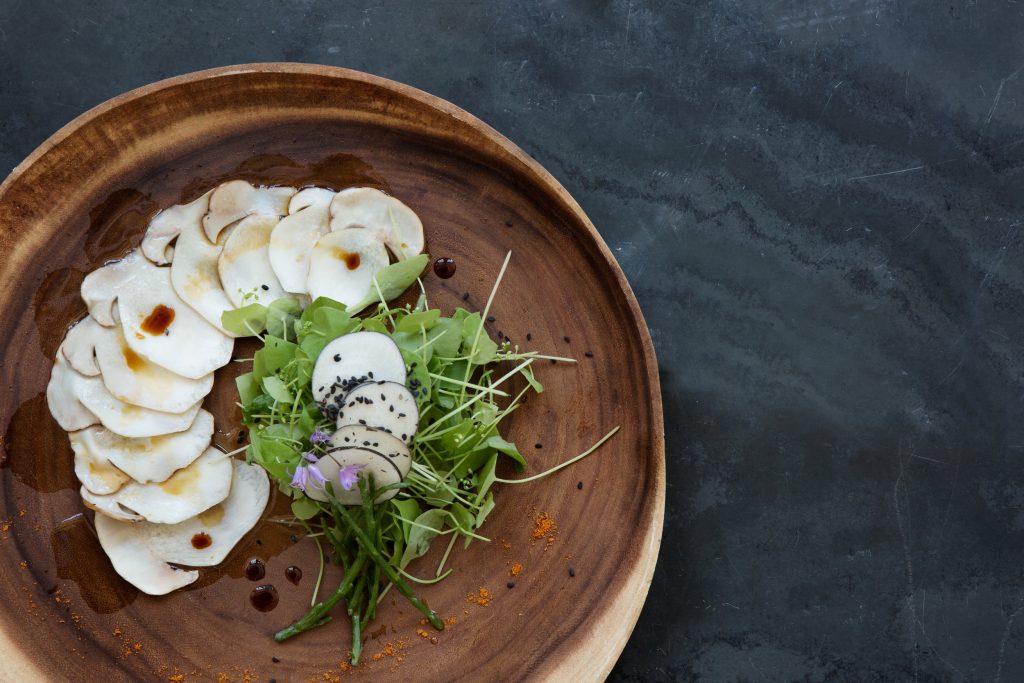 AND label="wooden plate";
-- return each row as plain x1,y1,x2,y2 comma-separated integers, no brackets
0,64,663,682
